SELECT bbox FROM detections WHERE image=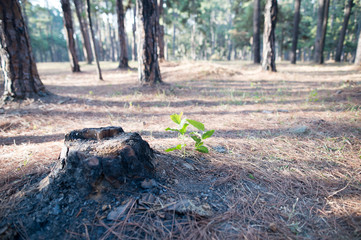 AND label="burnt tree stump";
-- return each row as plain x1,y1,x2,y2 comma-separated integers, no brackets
39,126,154,197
